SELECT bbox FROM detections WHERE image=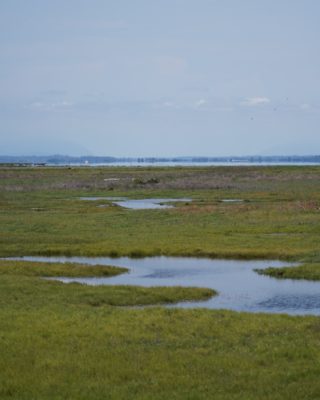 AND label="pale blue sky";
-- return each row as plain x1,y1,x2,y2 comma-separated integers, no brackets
1,0,320,156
